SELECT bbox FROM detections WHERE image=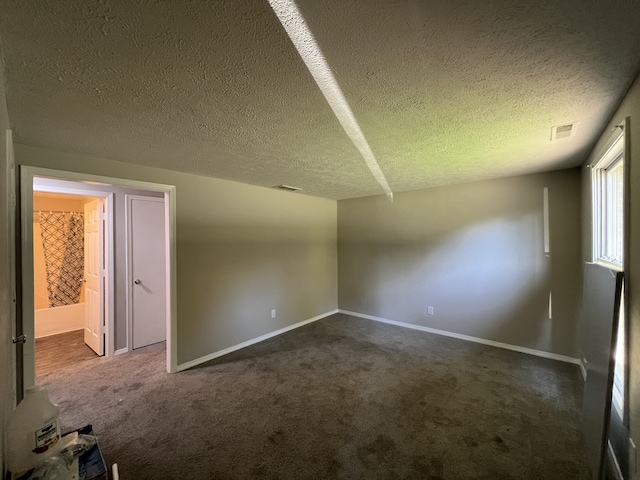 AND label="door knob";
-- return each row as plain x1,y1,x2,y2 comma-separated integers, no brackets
134,279,141,285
